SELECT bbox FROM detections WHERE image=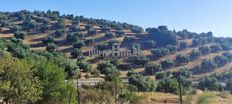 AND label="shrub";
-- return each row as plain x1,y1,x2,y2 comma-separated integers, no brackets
156,77,179,94
42,36,55,45
105,32,115,38
200,59,217,71
179,41,188,50
46,43,57,52
145,62,162,75
71,48,82,58
88,29,98,35
52,29,64,37
189,49,201,60
151,48,169,58
144,40,156,48
132,55,150,66
210,44,222,53
155,71,167,79
166,45,177,54
176,54,189,65
77,61,91,72
161,59,175,70
223,52,232,61
14,31,26,40
128,74,157,91
213,56,229,67
72,41,85,48
199,46,210,55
